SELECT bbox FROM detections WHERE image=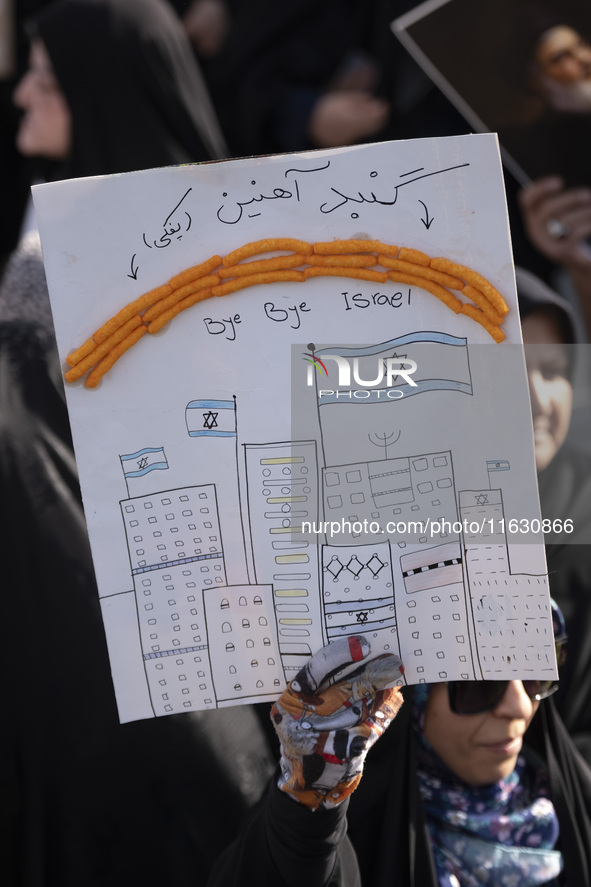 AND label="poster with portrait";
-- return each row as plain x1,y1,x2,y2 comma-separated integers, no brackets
392,0,591,188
